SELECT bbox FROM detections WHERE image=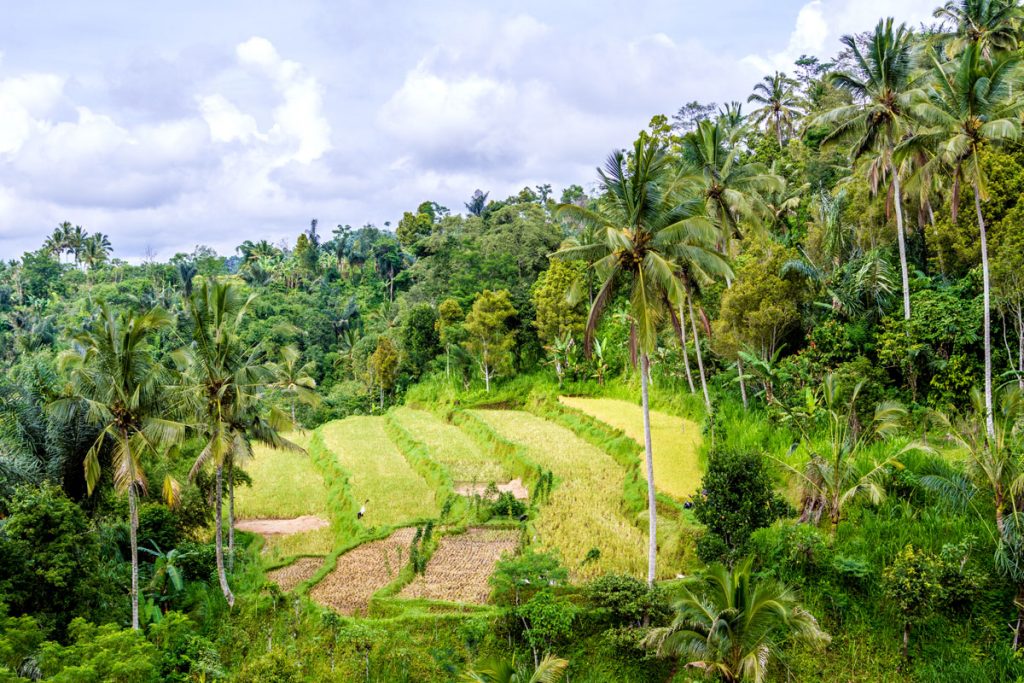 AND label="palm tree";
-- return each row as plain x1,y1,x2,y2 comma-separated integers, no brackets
677,119,784,253
553,134,716,585
179,279,273,604
51,304,183,629
934,0,1022,57
818,18,916,321
176,261,198,303
922,386,1024,646
68,225,87,267
780,374,924,535
644,557,829,683
747,71,803,147
906,45,1023,437
81,233,112,271
267,344,321,425
460,654,568,683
